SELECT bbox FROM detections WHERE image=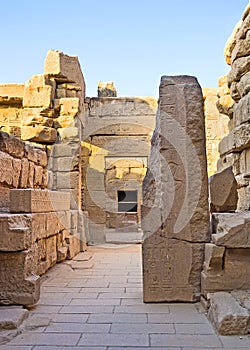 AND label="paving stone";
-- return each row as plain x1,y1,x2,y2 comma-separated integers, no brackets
115,305,170,314
69,298,120,306
0,308,29,330
87,313,147,324
150,334,222,348
120,298,145,305
78,333,149,347
148,313,209,324
0,346,33,350
174,323,216,334
45,322,110,333
33,347,106,350
59,305,114,314
28,306,62,314
108,348,180,350
8,333,81,346
98,292,142,299
44,314,89,323
219,335,250,348
110,322,175,334
80,287,125,293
